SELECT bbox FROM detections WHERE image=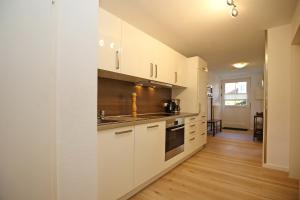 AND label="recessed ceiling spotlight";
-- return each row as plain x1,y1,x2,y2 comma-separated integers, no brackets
233,62,248,69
